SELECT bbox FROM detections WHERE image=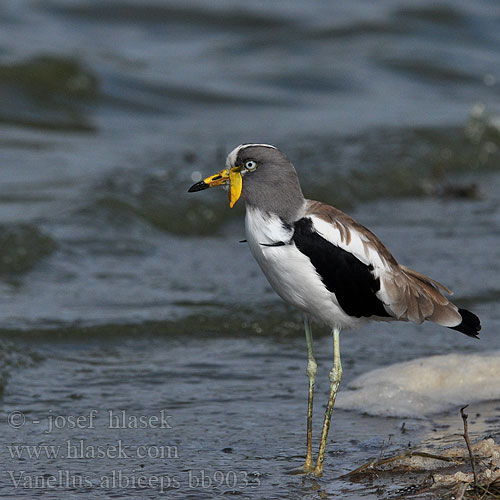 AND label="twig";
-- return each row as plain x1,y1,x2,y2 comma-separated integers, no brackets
460,405,479,487
345,450,459,476
455,483,467,500
476,483,500,500
379,434,393,461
